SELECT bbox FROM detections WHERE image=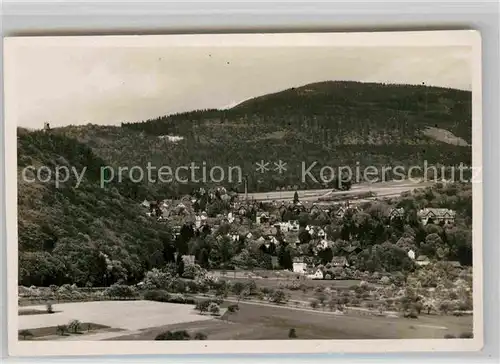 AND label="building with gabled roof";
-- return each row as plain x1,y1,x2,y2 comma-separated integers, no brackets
418,208,456,225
